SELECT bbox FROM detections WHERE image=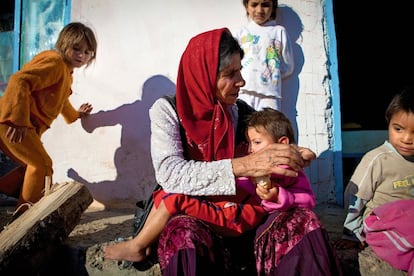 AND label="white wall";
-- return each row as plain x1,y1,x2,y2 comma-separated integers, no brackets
42,0,337,208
